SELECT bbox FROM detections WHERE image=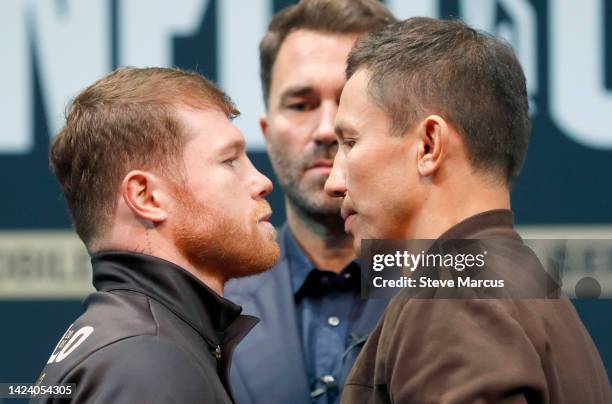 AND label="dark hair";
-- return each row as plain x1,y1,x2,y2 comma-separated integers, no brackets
347,17,531,185
50,67,238,247
259,0,396,106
